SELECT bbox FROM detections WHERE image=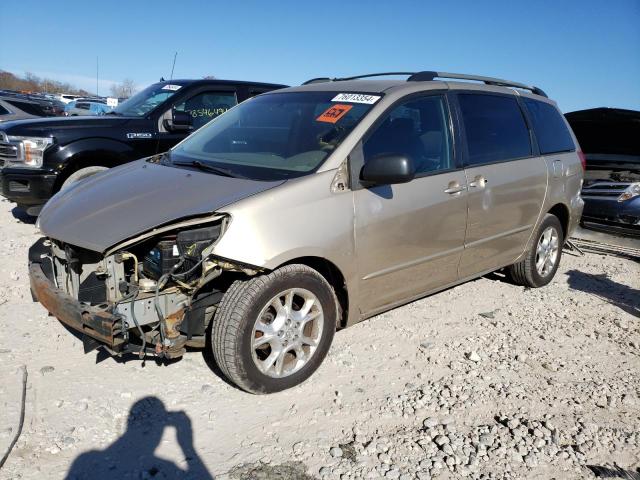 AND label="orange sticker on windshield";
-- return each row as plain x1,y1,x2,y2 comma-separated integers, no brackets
316,104,353,123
